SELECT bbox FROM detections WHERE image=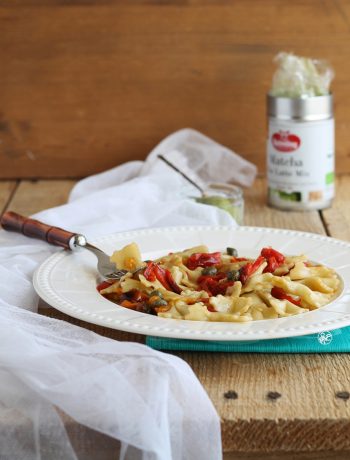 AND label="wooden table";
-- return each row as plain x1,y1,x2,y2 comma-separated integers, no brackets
2,176,350,460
